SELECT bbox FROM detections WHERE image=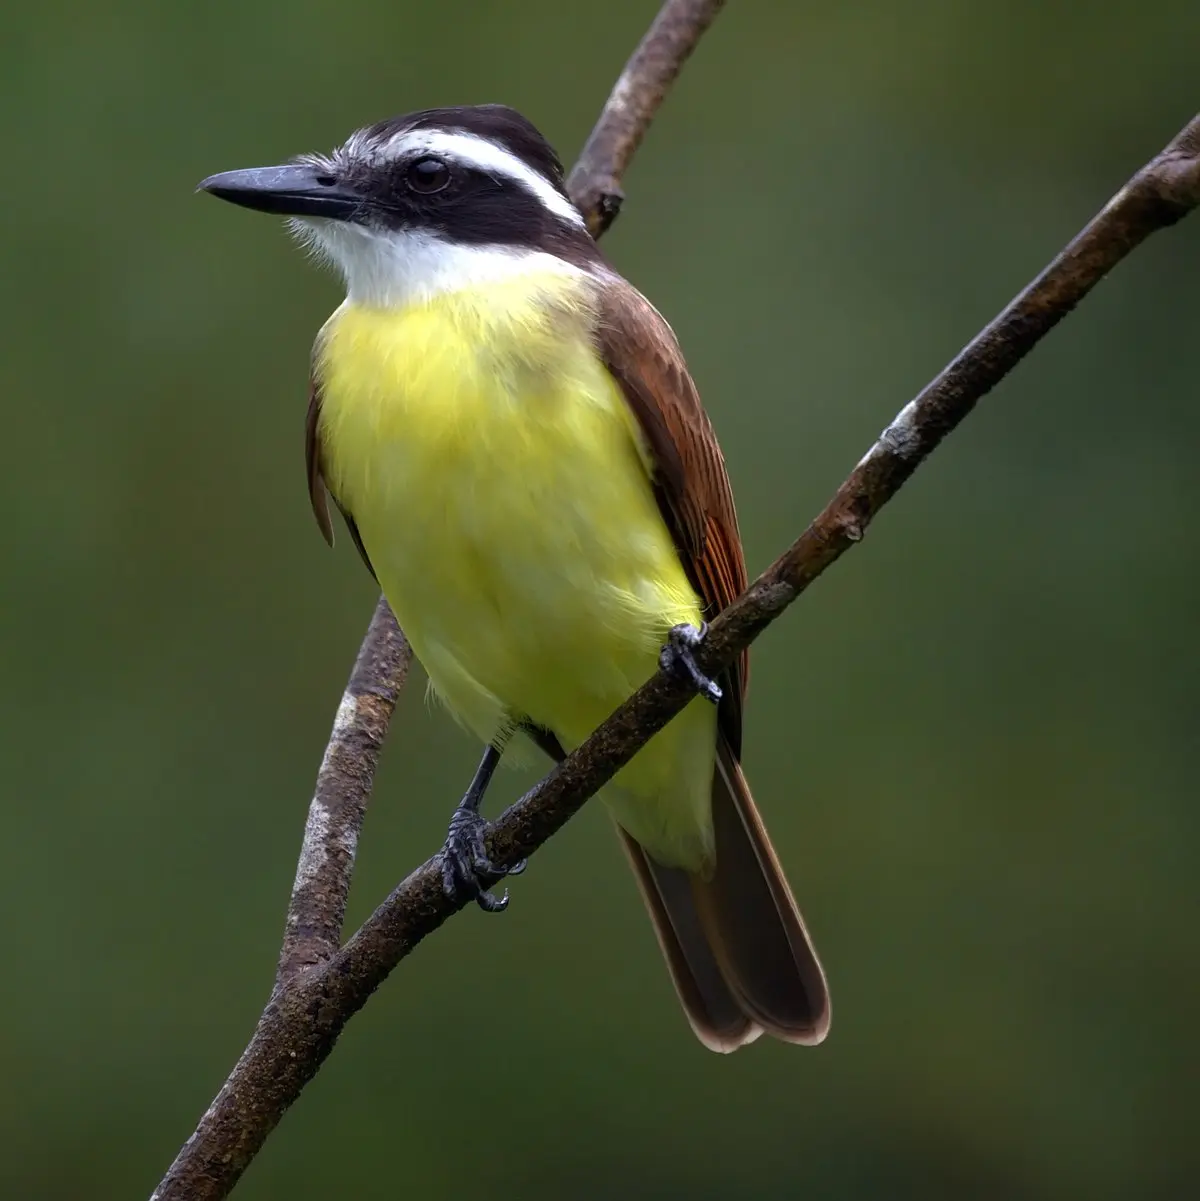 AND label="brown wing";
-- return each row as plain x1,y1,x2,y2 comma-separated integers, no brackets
594,279,749,755
306,374,376,579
